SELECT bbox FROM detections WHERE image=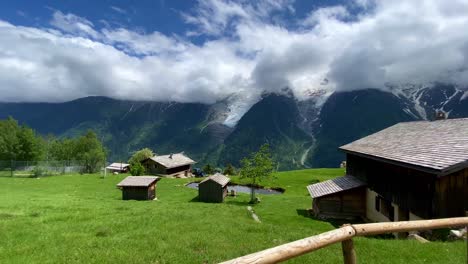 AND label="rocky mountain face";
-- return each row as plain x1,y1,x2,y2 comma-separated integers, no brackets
1,83,467,170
